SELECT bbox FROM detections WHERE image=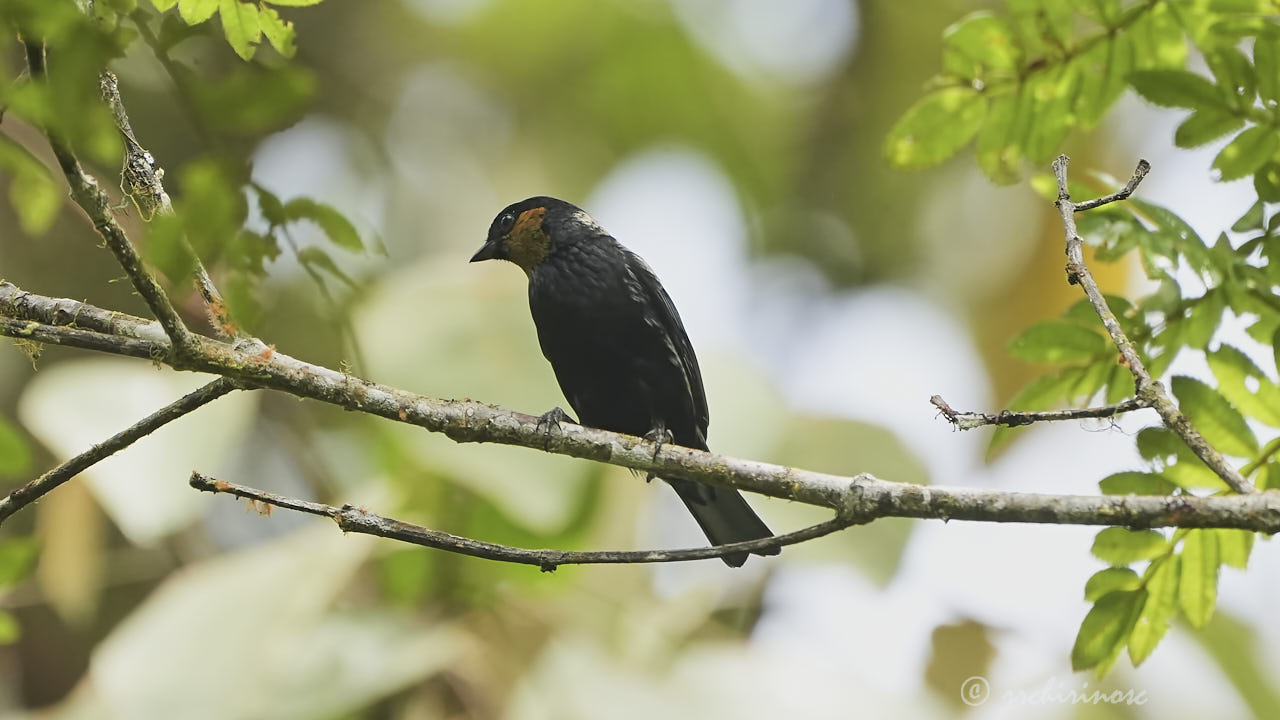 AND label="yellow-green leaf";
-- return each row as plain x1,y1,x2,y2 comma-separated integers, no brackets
1129,69,1225,110
178,0,218,24
1175,109,1245,149
1129,555,1179,666
1179,529,1220,629
1214,528,1254,569
259,6,296,58
220,0,261,61
1091,527,1168,566
1098,471,1175,496
1213,127,1280,182
1207,345,1280,427
1170,375,1257,457
1008,321,1106,364
1071,589,1145,672
884,87,986,170
1084,567,1140,602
